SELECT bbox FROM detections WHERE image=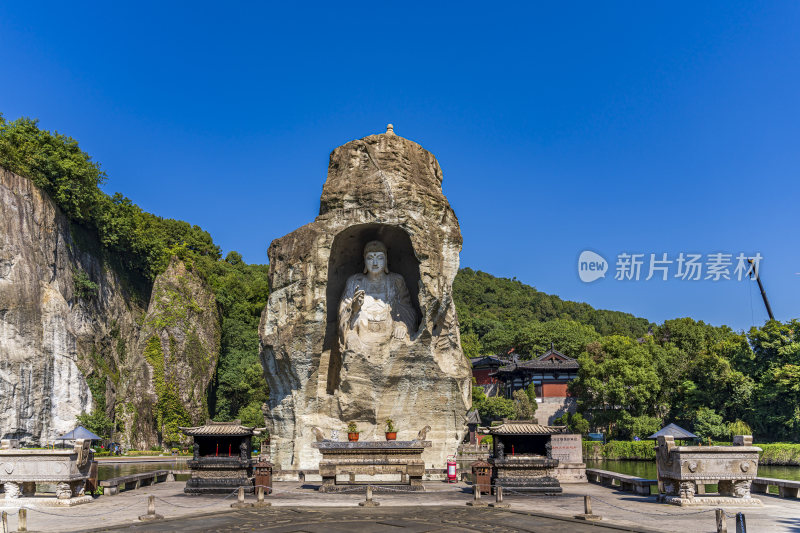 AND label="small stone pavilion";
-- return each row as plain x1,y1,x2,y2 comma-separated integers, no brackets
180,420,264,494
488,420,564,493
